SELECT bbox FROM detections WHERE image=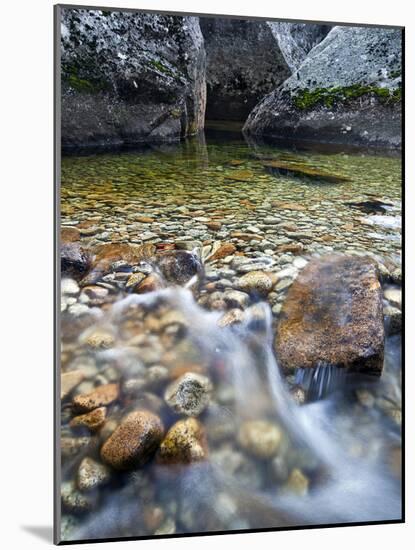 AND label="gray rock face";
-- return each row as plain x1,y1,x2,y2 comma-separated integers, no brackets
268,22,331,71
200,18,291,121
61,8,206,148
244,26,402,148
